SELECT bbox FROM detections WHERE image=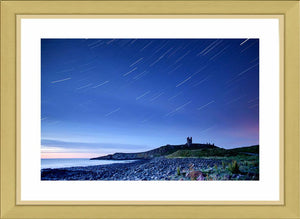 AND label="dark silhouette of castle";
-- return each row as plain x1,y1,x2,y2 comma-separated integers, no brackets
186,137,192,146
